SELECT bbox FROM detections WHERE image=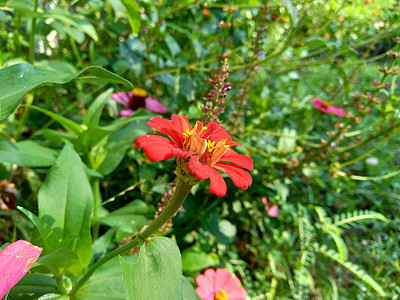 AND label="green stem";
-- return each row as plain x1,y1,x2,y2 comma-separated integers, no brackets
15,93,34,141
29,0,39,64
69,36,84,68
68,179,192,297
